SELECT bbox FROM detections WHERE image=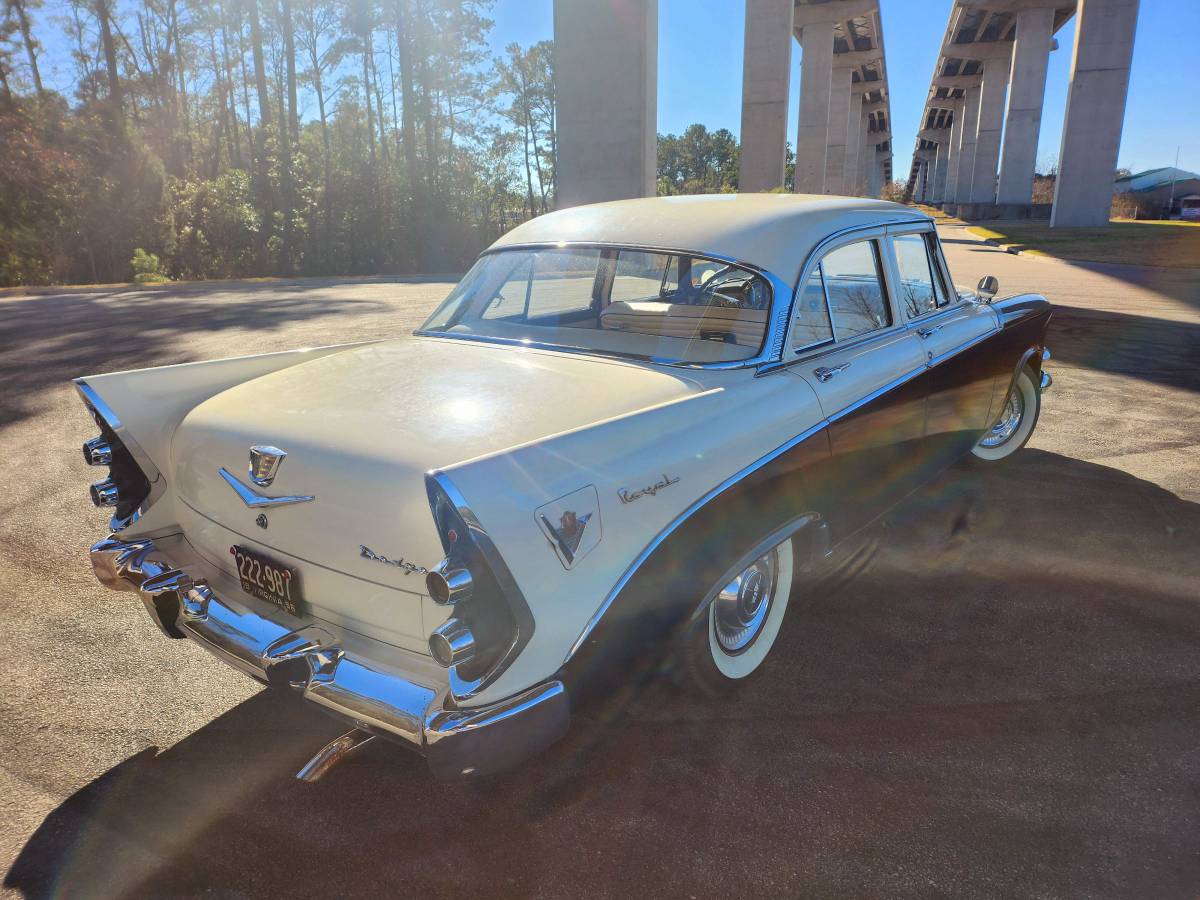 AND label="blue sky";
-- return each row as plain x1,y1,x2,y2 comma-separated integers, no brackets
28,0,1199,183
493,0,1199,182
